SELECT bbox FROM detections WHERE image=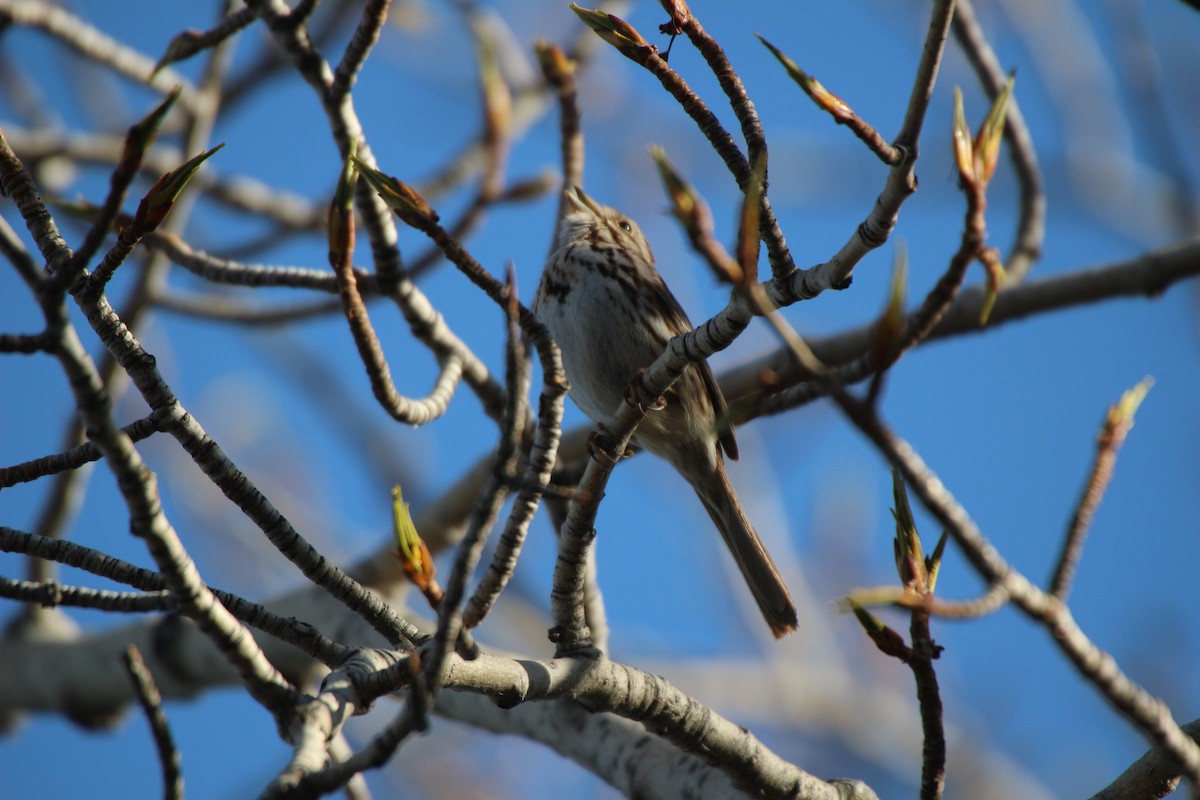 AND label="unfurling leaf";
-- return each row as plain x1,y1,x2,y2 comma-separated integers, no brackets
499,169,558,202
127,88,181,156
952,88,974,184
872,244,908,365
329,142,358,259
735,153,767,286
850,600,910,660
649,146,739,284
534,39,576,84
570,5,651,58
649,148,709,239
925,530,949,594
649,145,695,222
153,30,206,77
475,29,512,141
759,35,853,122
975,72,1015,184
1098,376,1154,453
393,484,443,606
953,73,1015,187
351,156,439,226
978,247,1007,325
1108,377,1153,430
891,469,926,590
134,143,224,229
